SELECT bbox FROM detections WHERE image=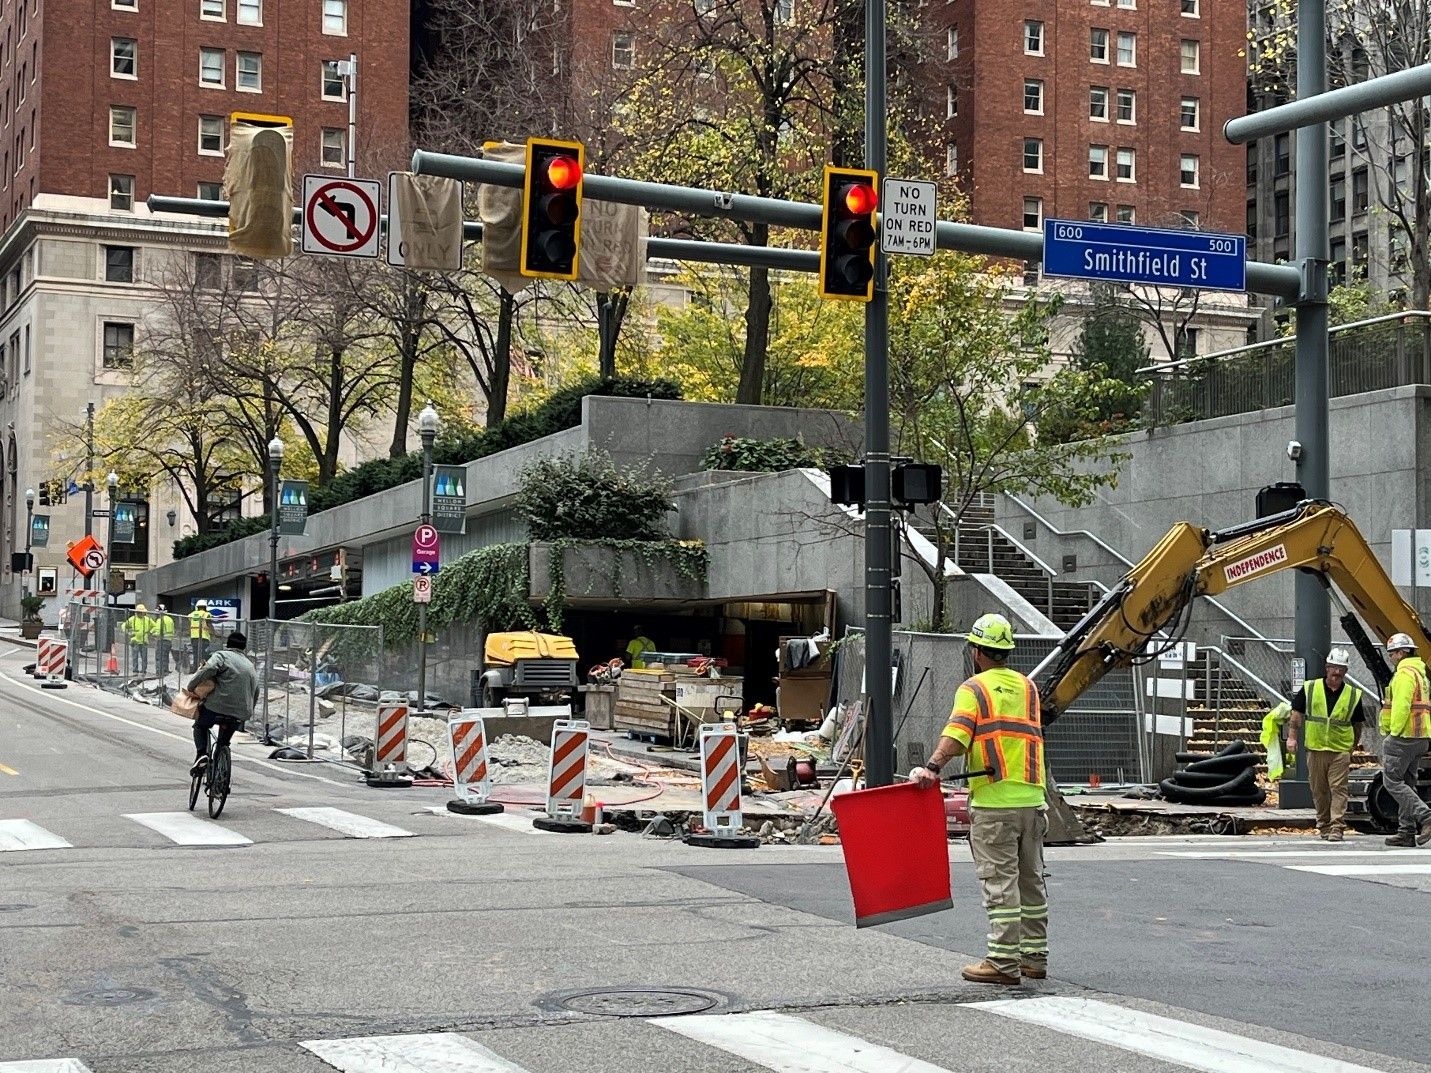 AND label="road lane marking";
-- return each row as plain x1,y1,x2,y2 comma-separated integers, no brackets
276,807,414,839
1161,849,1431,859
971,996,1389,1073
302,1032,529,1072
0,762,17,775
0,819,71,852
124,812,252,847
650,1010,958,1073
0,1060,94,1071
1289,863,1431,876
